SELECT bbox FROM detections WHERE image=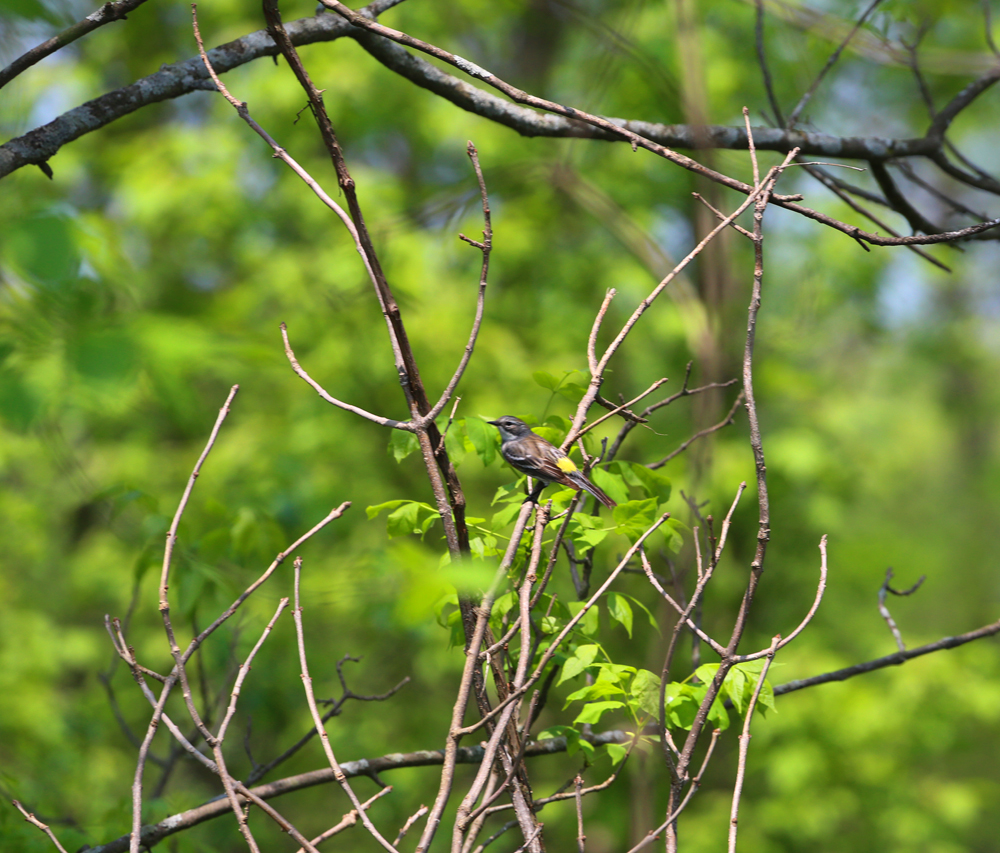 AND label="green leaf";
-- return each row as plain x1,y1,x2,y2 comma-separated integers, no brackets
590,465,630,506
574,700,624,725
490,499,525,529
630,463,672,503
433,592,459,628
568,600,600,637
367,500,440,538
532,371,561,391
662,517,685,554
607,592,634,637
537,725,581,756
564,680,627,704
631,669,662,718
557,380,587,403
663,682,731,732
558,643,601,685
443,420,467,465
367,499,406,520
465,416,496,466
606,742,628,765
725,667,750,714
568,513,610,553
614,593,660,634
611,498,659,543
593,662,637,685
388,426,418,462
469,534,500,559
